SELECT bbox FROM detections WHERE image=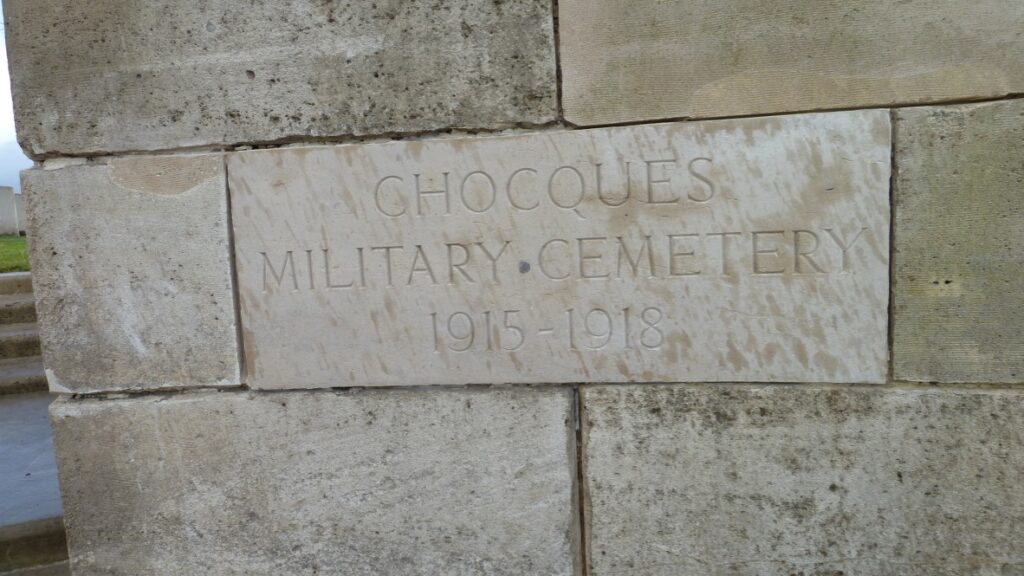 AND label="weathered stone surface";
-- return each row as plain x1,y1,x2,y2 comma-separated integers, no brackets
4,0,557,157
23,155,239,393
51,387,578,576
559,0,1024,126
582,384,1024,576
894,100,1024,383
230,110,890,389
